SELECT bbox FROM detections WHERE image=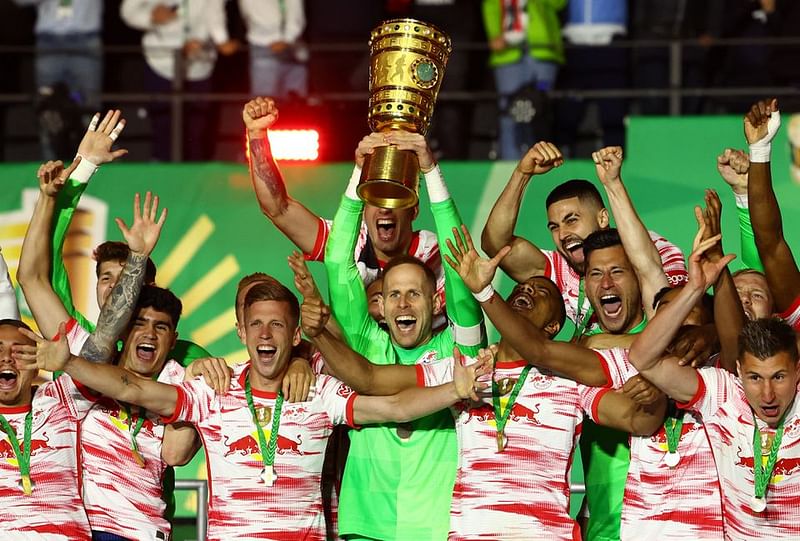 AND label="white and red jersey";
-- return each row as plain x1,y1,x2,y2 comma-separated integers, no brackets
778,296,800,332
542,230,687,331
80,360,186,540
305,218,444,303
420,357,603,540
0,376,95,540
597,349,724,540
165,362,358,541
60,317,91,356
681,367,800,540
